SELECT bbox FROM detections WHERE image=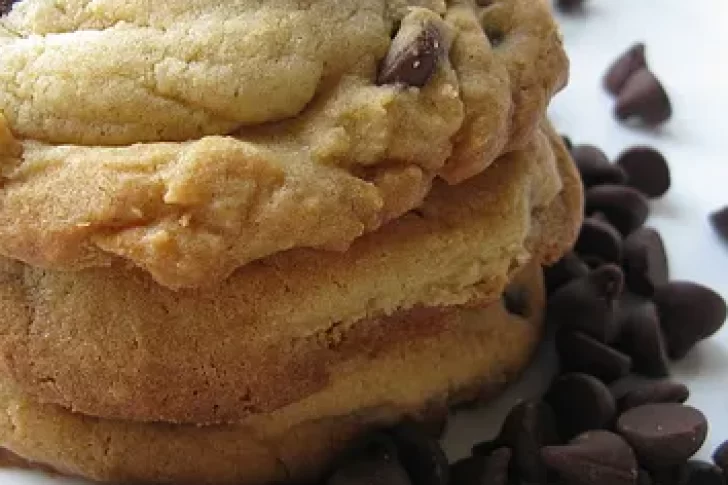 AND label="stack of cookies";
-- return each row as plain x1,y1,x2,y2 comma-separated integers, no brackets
0,0,581,483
